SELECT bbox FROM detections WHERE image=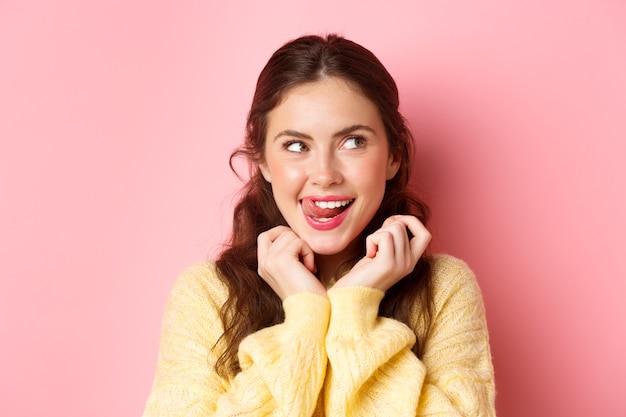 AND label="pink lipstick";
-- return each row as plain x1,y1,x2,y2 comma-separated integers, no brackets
301,196,353,231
